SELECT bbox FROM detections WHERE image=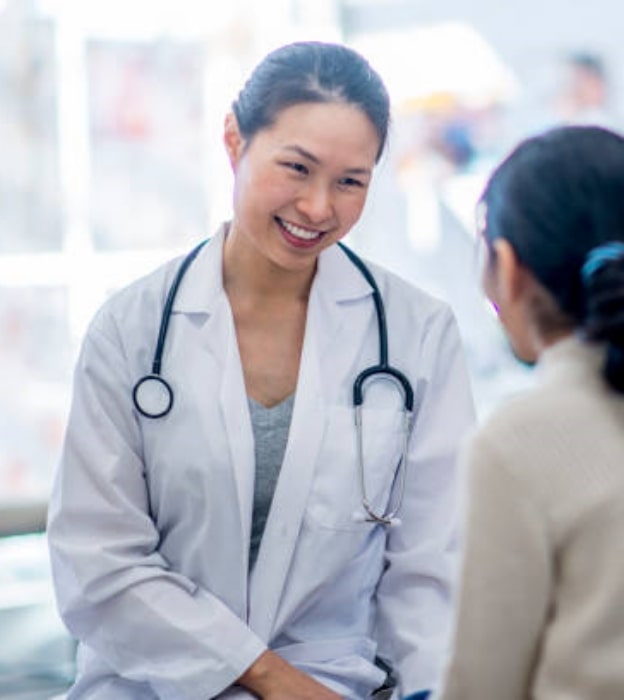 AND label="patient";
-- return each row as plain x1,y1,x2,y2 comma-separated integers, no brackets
435,125,624,700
